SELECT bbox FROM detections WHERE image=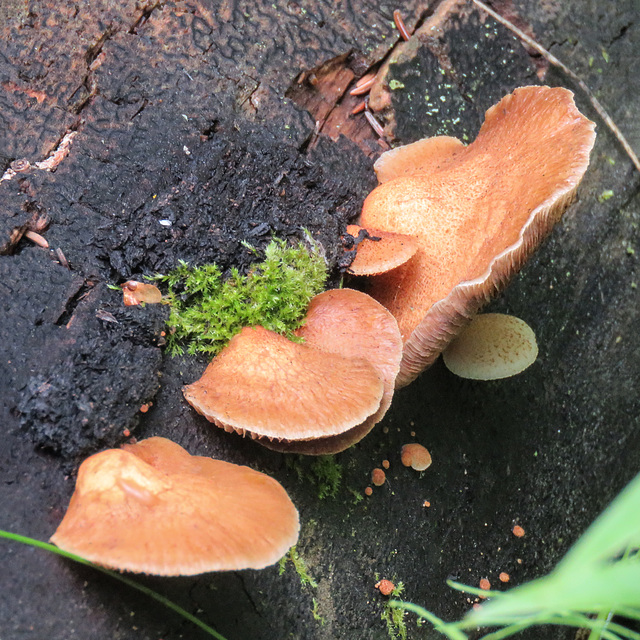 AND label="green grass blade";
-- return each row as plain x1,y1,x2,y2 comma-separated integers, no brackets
614,607,640,622
389,601,468,640
559,472,640,571
477,620,540,640
0,530,228,640
466,560,640,626
587,610,614,640
447,579,503,599
540,612,631,640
